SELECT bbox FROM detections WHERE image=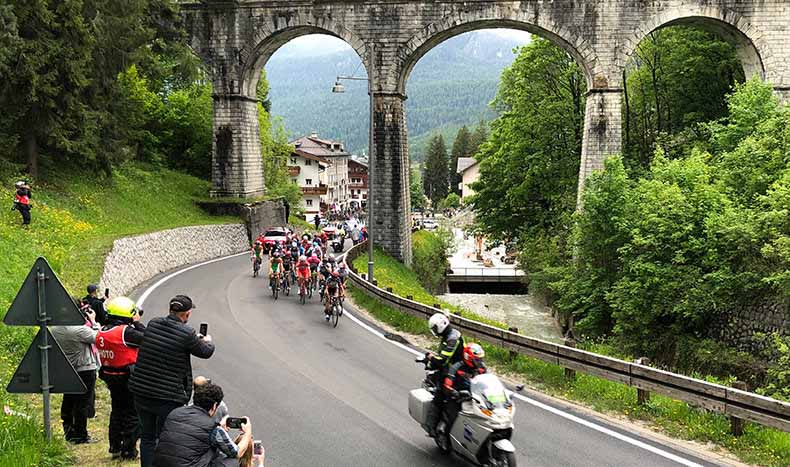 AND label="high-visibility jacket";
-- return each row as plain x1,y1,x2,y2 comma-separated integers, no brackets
96,325,138,373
